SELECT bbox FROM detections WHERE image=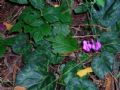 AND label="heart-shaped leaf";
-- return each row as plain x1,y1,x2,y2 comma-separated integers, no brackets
65,77,98,90
92,52,114,79
16,64,56,90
